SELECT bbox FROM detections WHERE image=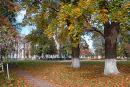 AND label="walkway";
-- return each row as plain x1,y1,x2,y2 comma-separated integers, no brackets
17,70,54,87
